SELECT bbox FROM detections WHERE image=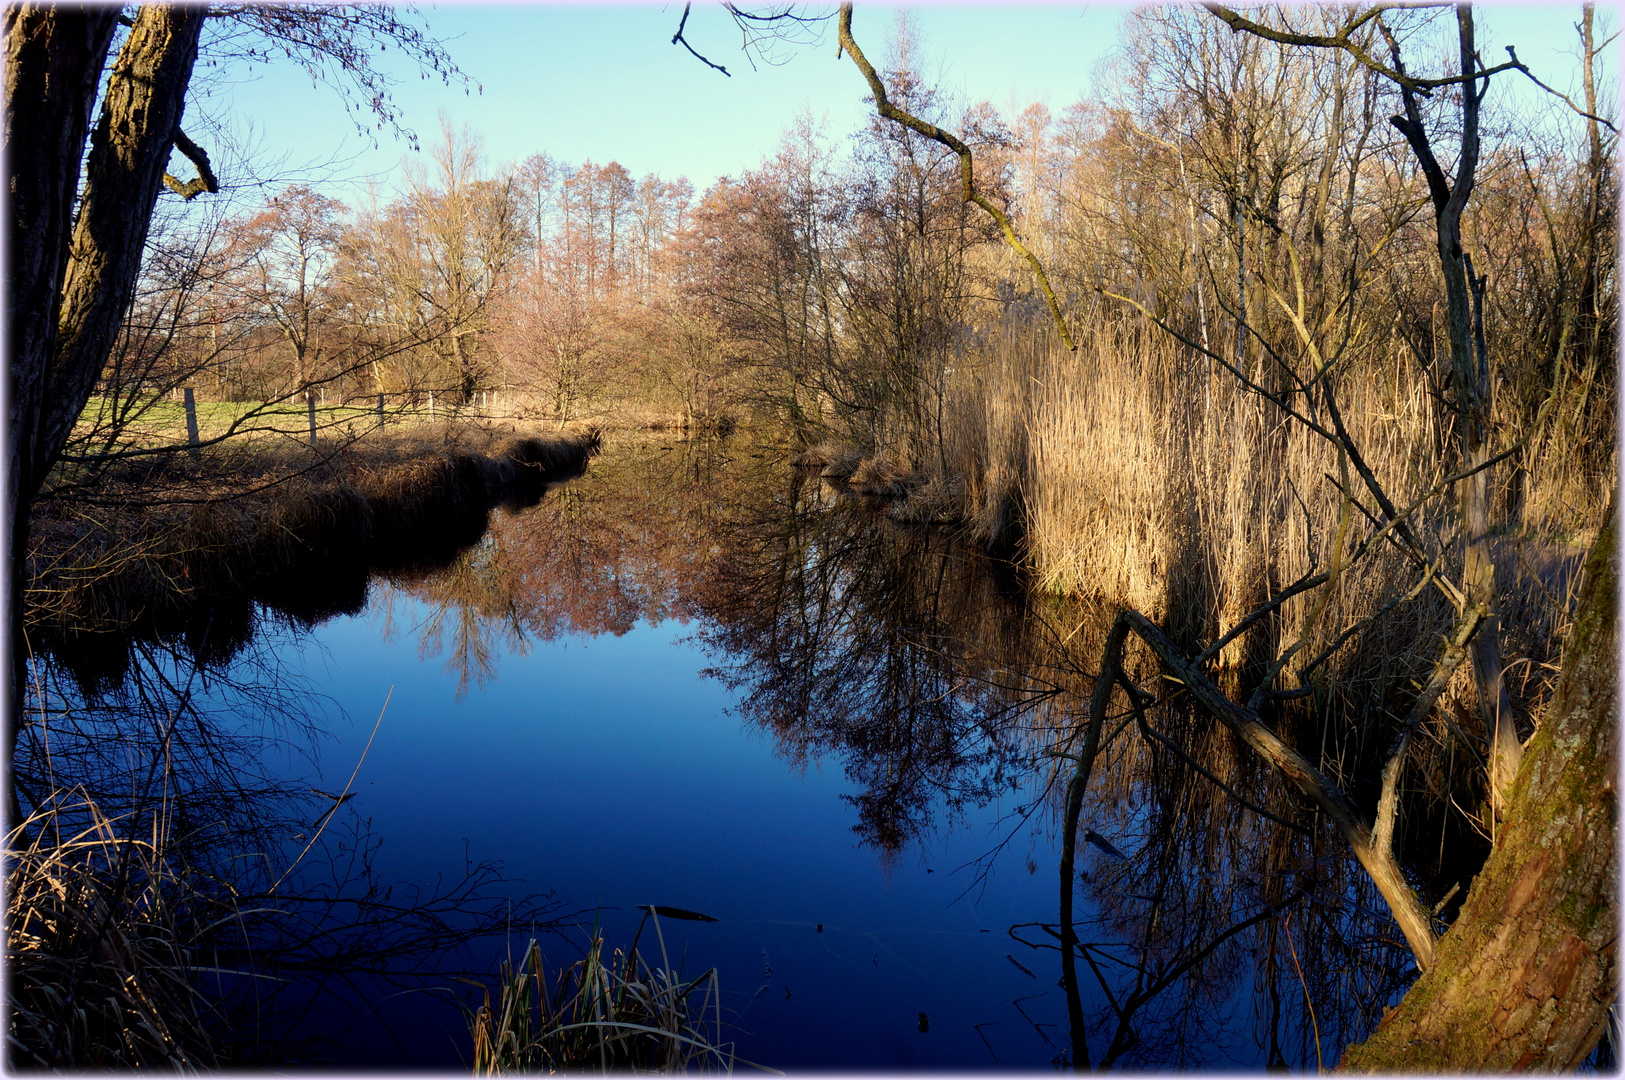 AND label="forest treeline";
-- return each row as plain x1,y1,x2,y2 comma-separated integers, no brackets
112,8,1613,523
102,134,696,424
101,8,1615,749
